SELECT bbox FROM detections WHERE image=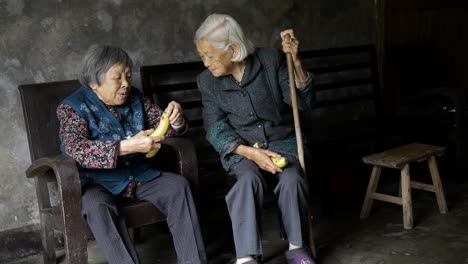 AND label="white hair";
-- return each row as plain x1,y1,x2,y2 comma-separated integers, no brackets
194,14,255,62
